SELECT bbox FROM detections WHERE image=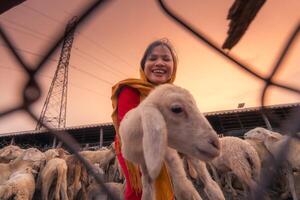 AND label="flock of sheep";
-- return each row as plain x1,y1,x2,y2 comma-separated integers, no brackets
0,84,299,200
0,143,122,200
